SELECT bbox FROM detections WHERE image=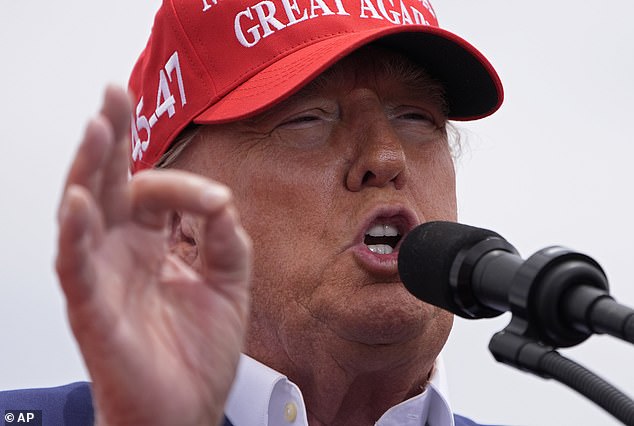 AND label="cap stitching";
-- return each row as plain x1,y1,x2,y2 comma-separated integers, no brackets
169,0,217,94
222,41,342,100
222,28,356,95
